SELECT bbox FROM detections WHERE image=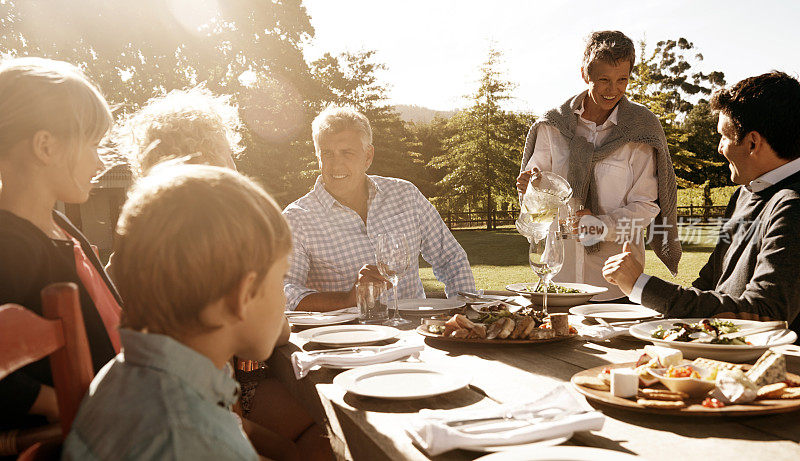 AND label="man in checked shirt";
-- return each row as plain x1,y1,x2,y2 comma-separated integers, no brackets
282,106,476,312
